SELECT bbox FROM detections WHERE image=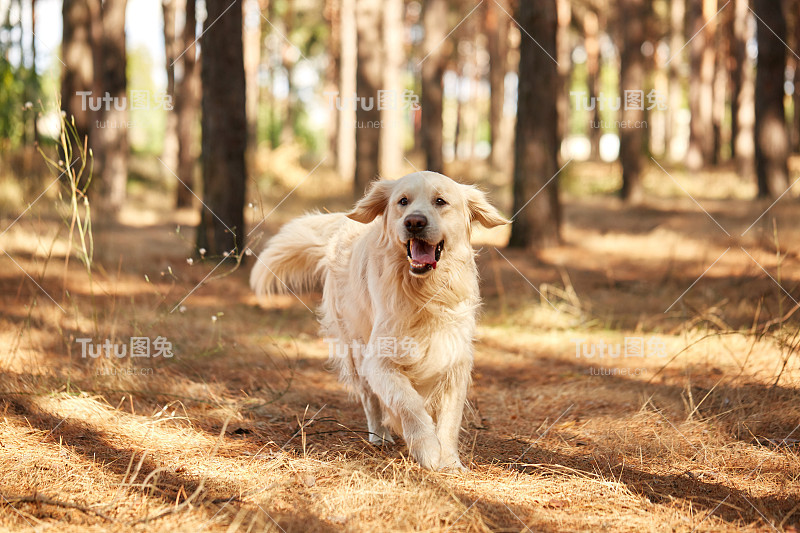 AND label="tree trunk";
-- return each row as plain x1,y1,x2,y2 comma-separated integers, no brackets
61,0,95,151
197,0,247,256
337,0,357,180
380,0,404,177
96,0,128,211
325,0,340,163
667,0,684,161
686,0,716,169
243,0,261,177
730,0,755,174
28,0,39,144
353,0,382,196
279,0,295,143
792,0,800,153
175,0,200,208
584,9,602,160
420,0,447,173
556,0,571,145
619,0,646,203
753,0,789,198
508,0,560,249
486,0,508,168
161,0,179,173
711,5,730,165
